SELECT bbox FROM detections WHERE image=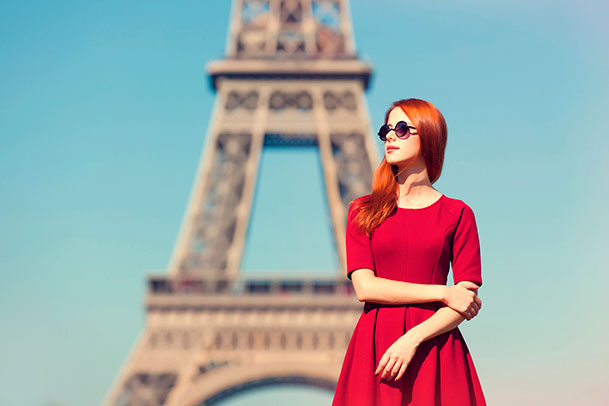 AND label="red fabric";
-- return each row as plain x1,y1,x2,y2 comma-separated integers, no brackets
333,194,486,406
